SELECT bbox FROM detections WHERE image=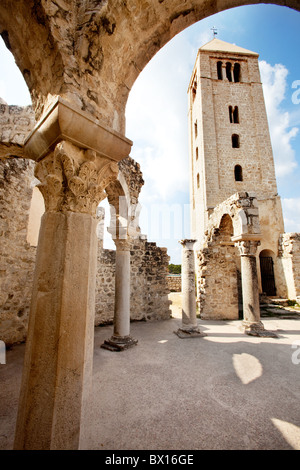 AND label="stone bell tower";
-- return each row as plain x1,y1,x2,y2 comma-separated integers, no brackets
188,38,286,299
